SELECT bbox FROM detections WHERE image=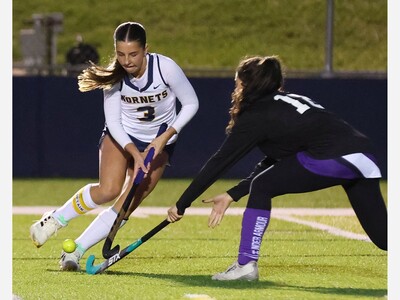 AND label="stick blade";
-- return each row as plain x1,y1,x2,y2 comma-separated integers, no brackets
103,243,120,259
85,255,103,275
